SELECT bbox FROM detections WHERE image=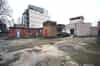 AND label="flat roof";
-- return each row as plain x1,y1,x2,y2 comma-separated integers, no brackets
70,16,84,20
43,21,56,26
